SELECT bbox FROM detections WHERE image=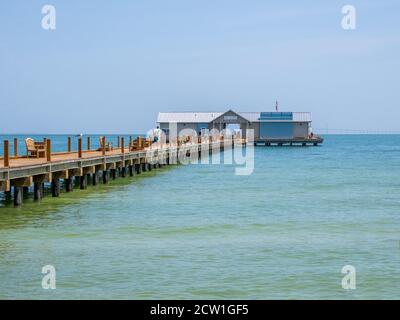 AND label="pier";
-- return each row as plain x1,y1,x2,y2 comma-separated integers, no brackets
255,137,324,146
0,136,244,206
